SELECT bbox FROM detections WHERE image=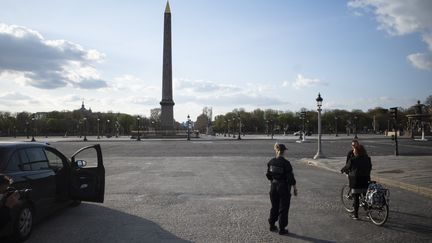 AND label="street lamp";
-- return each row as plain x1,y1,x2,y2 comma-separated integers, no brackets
137,116,141,141
232,117,236,138
97,118,100,139
83,117,88,141
237,113,242,140
266,119,270,137
224,119,227,137
31,116,36,142
115,121,119,138
299,112,307,142
227,119,231,137
26,121,29,139
354,116,358,139
335,116,338,137
314,93,325,159
187,115,191,141
106,119,110,137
